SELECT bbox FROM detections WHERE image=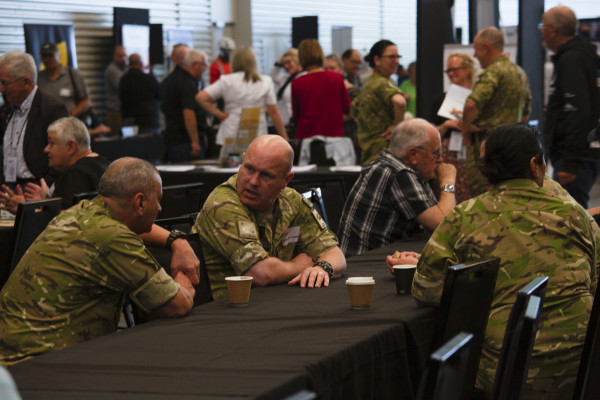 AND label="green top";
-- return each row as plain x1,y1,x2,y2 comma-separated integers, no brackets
412,178,599,396
399,79,416,117
0,197,179,366
194,175,339,299
467,55,531,129
352,73,403,164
